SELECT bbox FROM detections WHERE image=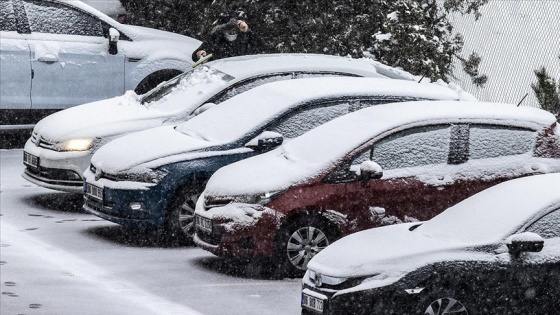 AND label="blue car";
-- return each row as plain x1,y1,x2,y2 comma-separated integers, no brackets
83,77,471,243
